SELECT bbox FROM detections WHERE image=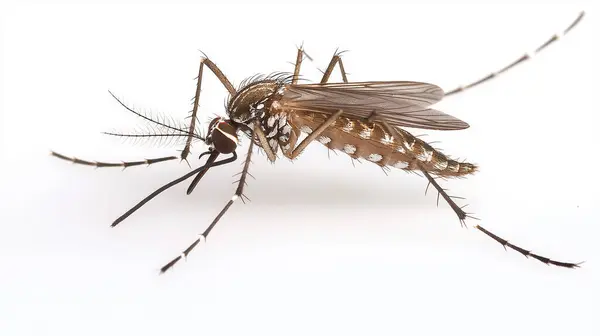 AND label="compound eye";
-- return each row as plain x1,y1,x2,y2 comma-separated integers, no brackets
211,120,238,154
